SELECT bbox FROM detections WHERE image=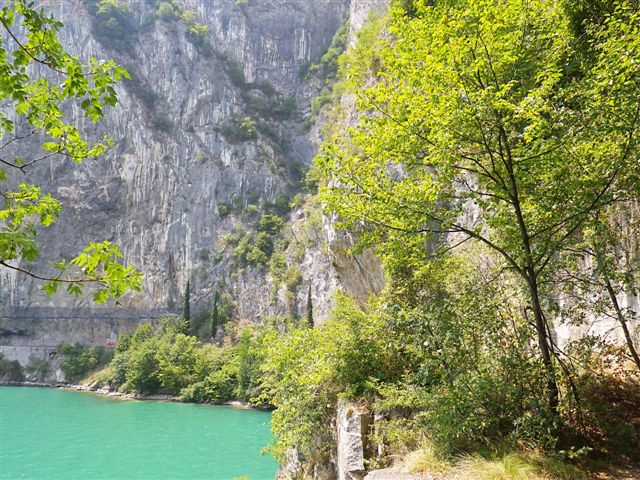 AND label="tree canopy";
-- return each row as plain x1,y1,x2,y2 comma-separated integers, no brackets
317,0,640,414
